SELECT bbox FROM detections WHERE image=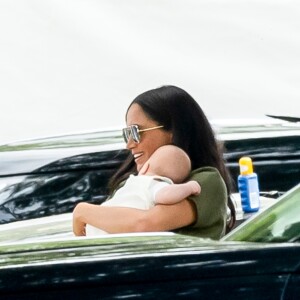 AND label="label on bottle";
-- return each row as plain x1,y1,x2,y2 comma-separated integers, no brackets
238,174,260,212
248,178,259,209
